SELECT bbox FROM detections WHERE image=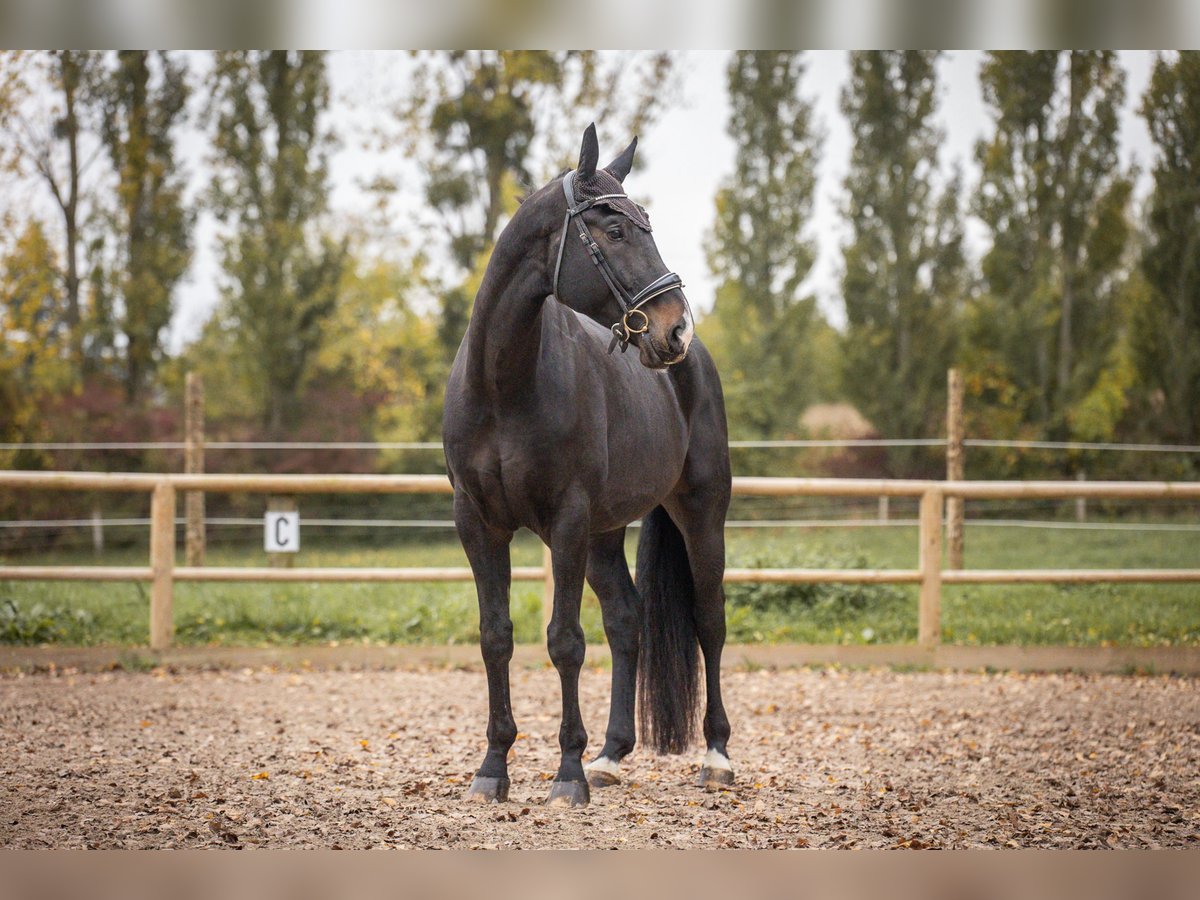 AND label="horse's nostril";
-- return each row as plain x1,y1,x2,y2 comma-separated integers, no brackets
669,321,687,352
